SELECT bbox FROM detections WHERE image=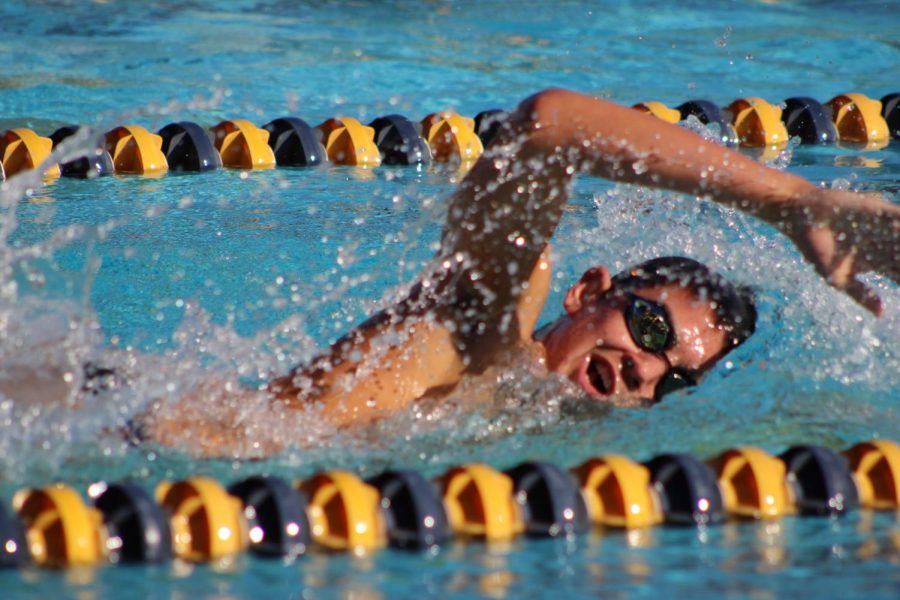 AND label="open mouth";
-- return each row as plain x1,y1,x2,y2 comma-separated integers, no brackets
578,354,614,399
